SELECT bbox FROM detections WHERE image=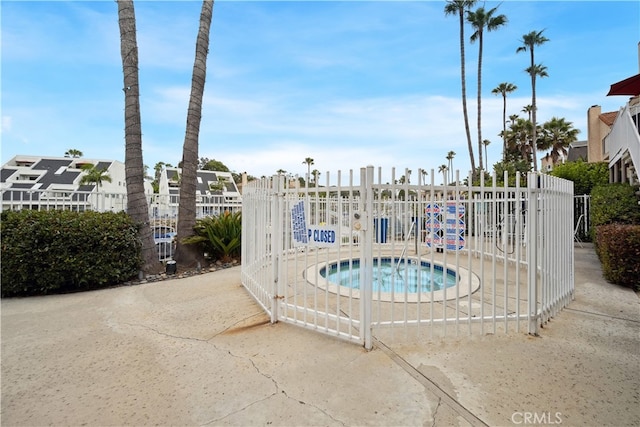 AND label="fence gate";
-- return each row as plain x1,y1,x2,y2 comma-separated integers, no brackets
241,166,575,349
